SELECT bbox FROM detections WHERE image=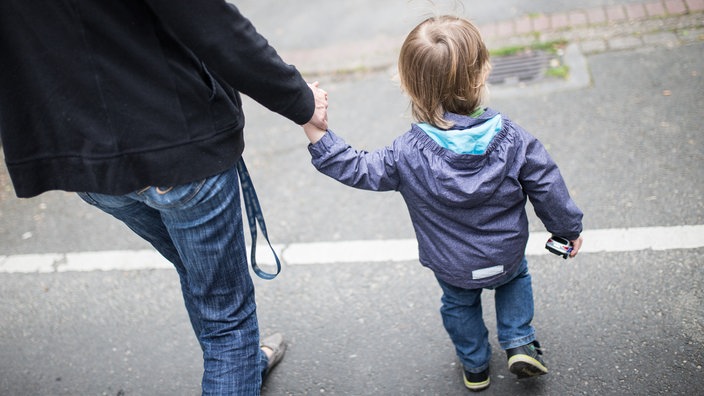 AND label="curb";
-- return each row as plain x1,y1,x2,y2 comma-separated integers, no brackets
283,0,704,77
